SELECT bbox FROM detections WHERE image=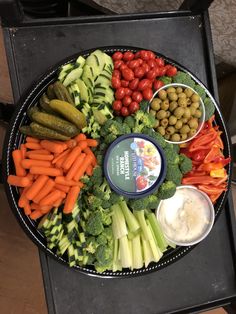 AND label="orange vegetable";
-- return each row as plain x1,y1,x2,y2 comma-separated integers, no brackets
75,133,87,142
65,139,77,149
25,142,42,150
63,186,80,214
52,149,70,164
83,147,97,167
55,176,79,186
27,153,54,161
74,154,93,181
53,197,63,207
39,189,62,206
26,149,50,156
12,149,26,177
25,175,48,200
23,201,32,215
78,140,88,150
33,178,55,203
7,175,30,187
66,153,86,180
21,159,52,169
18,186,30,208
40,140,66,154
26,136,40,143
40,205,53,214
86,139,98,147
86,164,93,176
62,146,81,170
20,144,27,159
30,210,43,220
30,167,63,177
55,150,71,168
55,184,70,193
77,181,84,188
